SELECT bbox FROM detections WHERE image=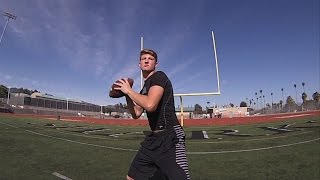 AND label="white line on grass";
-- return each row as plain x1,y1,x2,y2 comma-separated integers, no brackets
52,172,72,180
188,131,311,144
52,129,121,141
274,114,312,118
0,121,19,128
25,130,138,152
187,138,320,154
1,121,319,154
0,121,137,152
